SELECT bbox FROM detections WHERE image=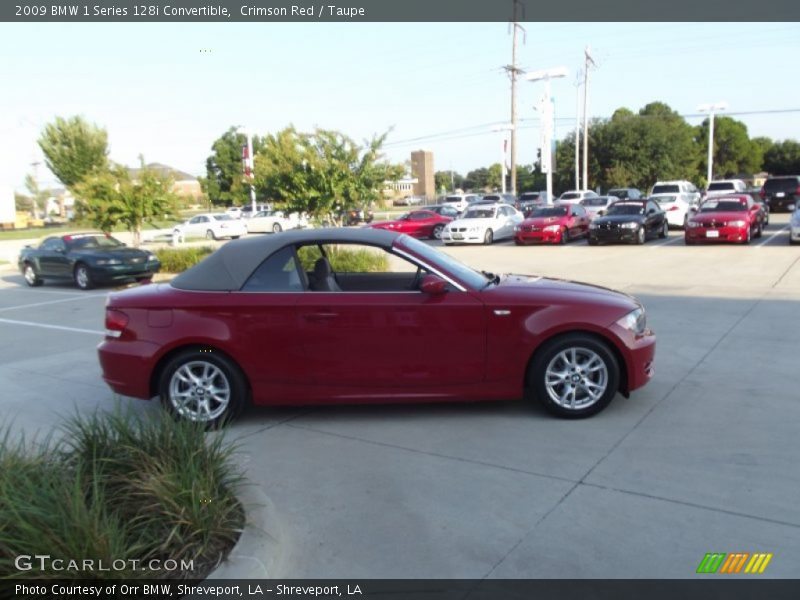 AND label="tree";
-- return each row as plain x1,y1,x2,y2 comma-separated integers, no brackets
487,163,503,191
751,137,774,171
515,164,546,193
694,116,761,181
74,160,178,247
254,126,402,224
38,116,108,189
201,127,264,207
434,170,463,193
763,140,800,175
24,174,50,218
463,167,490,191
